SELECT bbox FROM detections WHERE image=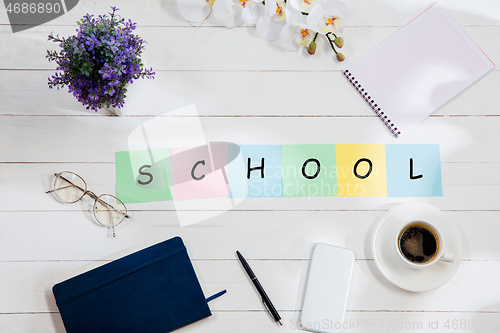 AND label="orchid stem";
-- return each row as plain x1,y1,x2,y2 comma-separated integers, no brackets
325,34,338,54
